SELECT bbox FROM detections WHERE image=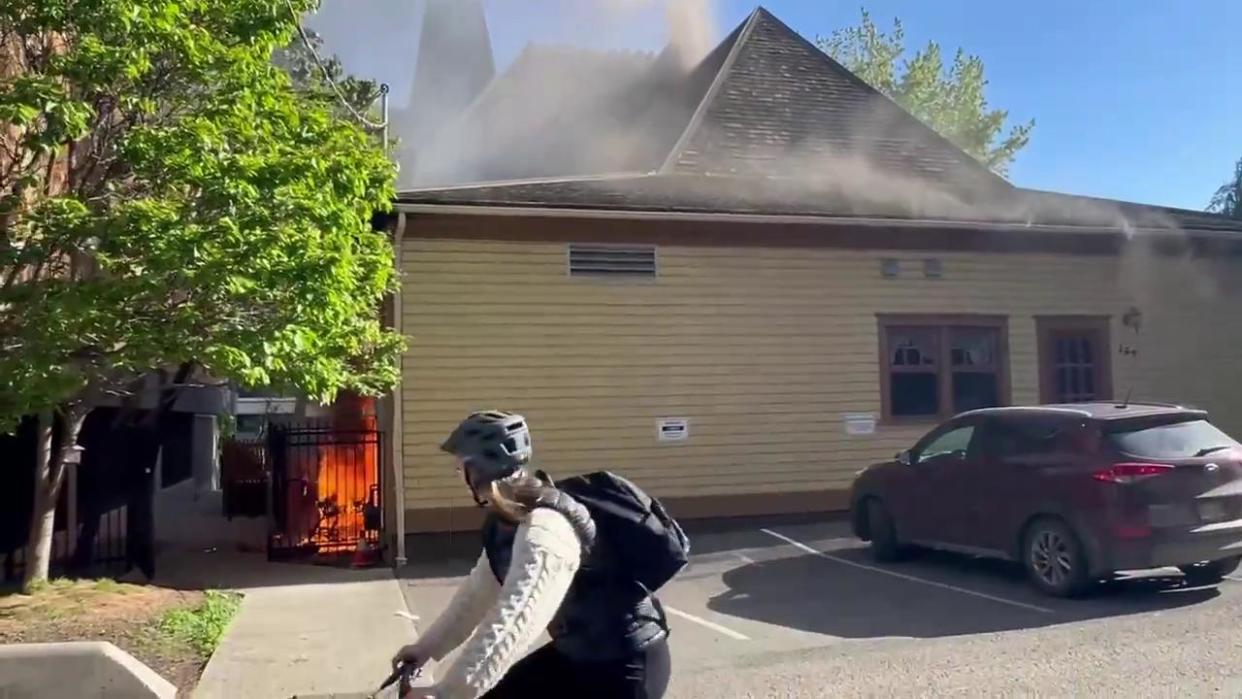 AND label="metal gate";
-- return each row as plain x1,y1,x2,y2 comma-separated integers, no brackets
267,421,383,562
